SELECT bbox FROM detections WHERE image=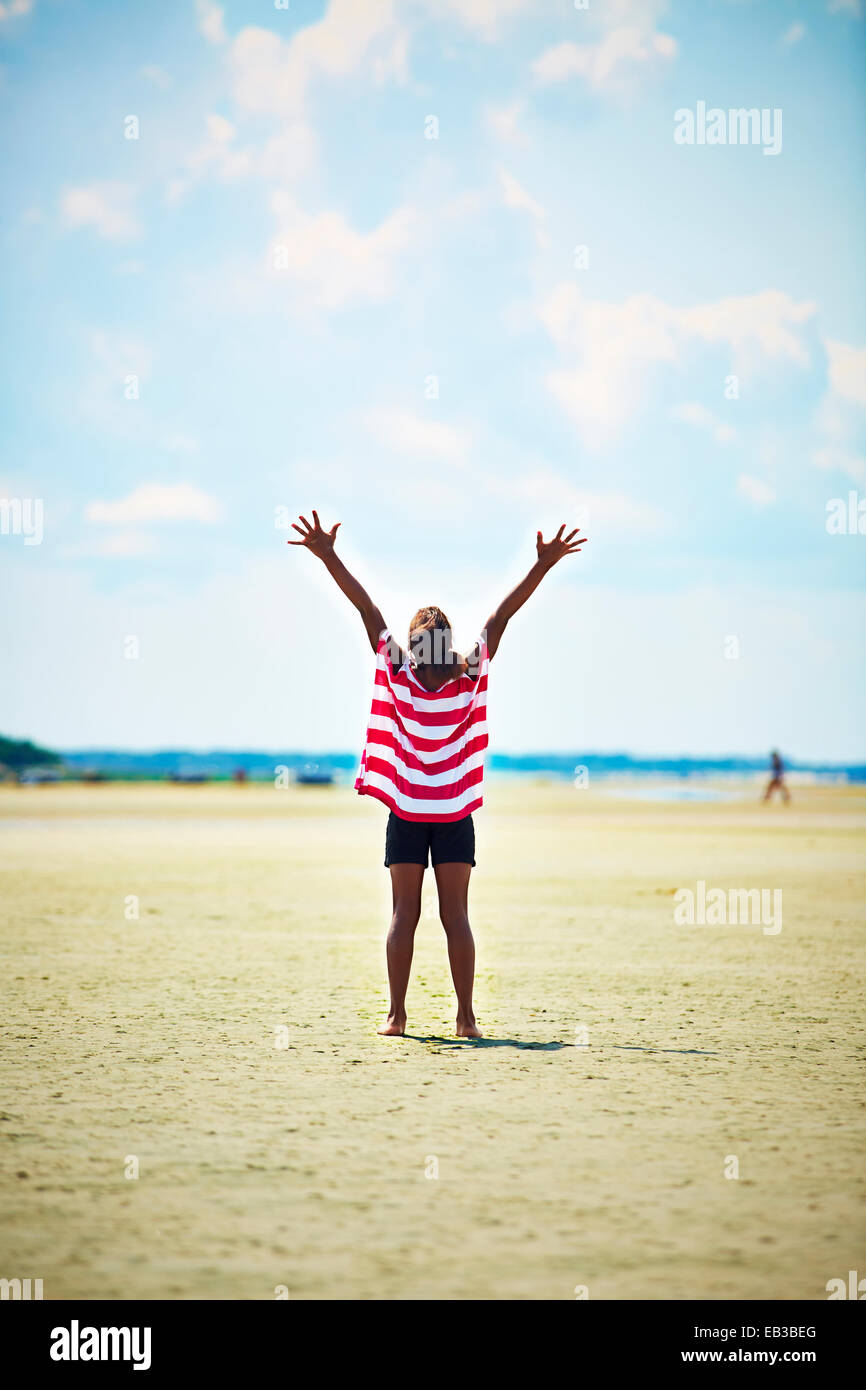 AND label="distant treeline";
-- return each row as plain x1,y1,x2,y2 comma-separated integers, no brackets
0,736,62,773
